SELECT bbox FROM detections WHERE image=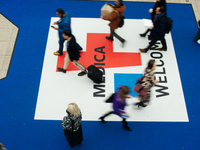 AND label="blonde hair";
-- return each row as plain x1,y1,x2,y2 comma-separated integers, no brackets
0,142,4,150
68,103,80,117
